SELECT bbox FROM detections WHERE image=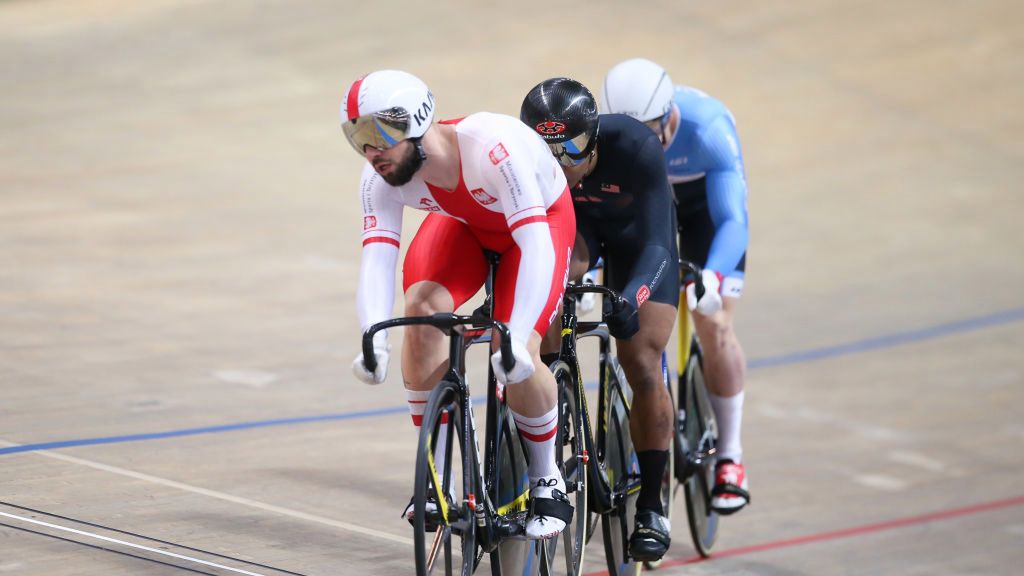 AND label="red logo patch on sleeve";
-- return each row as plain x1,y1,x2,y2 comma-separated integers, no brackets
363,215,377,230
636,285,651,307
470,188,498,205
488,143,509,165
